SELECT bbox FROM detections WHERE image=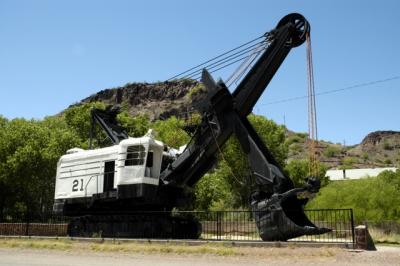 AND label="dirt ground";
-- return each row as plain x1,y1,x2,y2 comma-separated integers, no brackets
0,244,399,266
